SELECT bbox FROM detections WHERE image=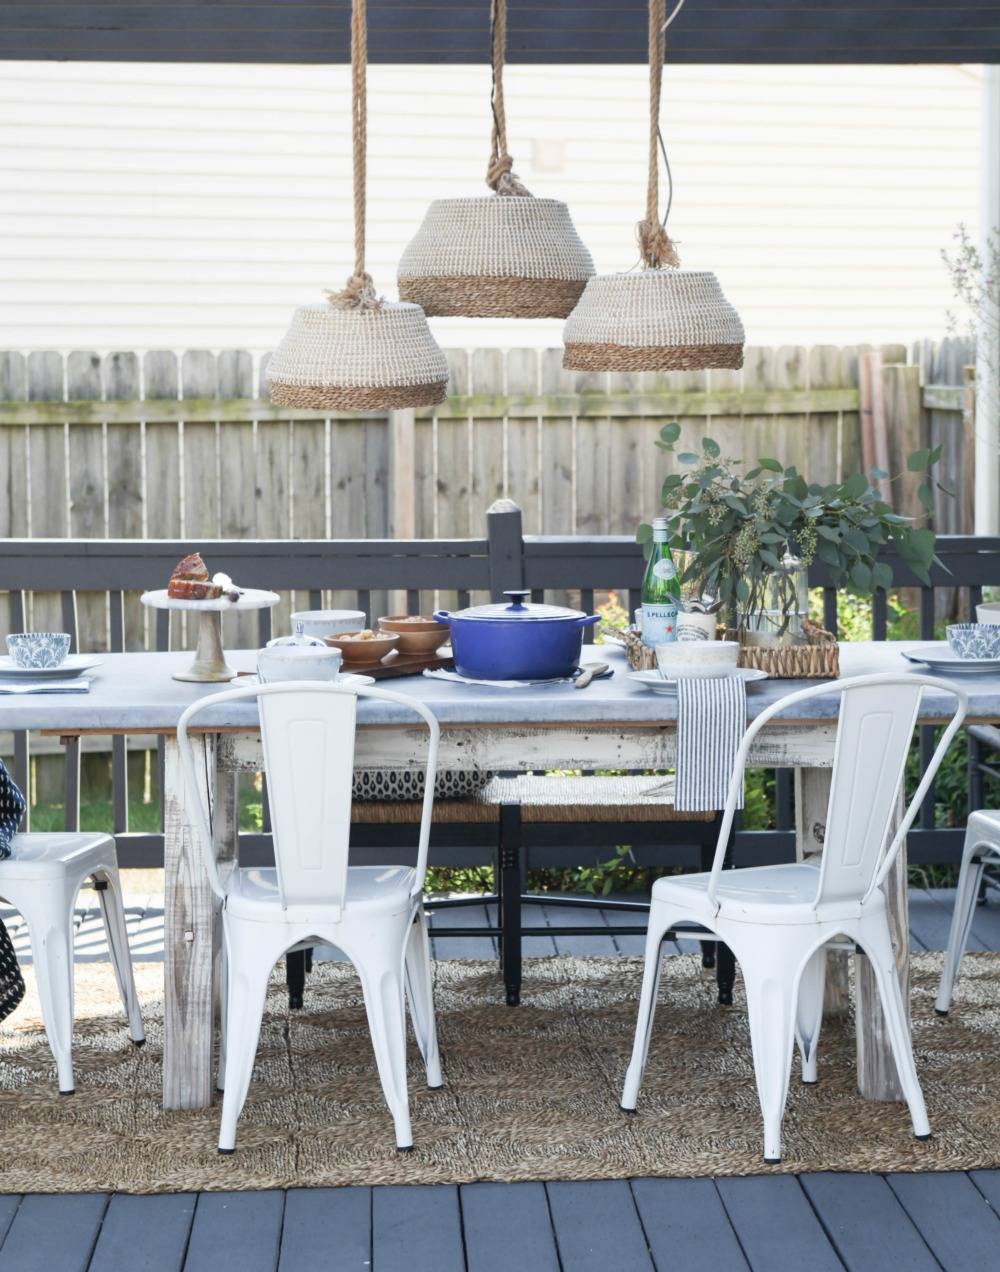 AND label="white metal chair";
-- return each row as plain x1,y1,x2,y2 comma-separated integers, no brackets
177,680,443,1154
0,832,145,1093
621,672,967,1163
935,808,1000,1015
